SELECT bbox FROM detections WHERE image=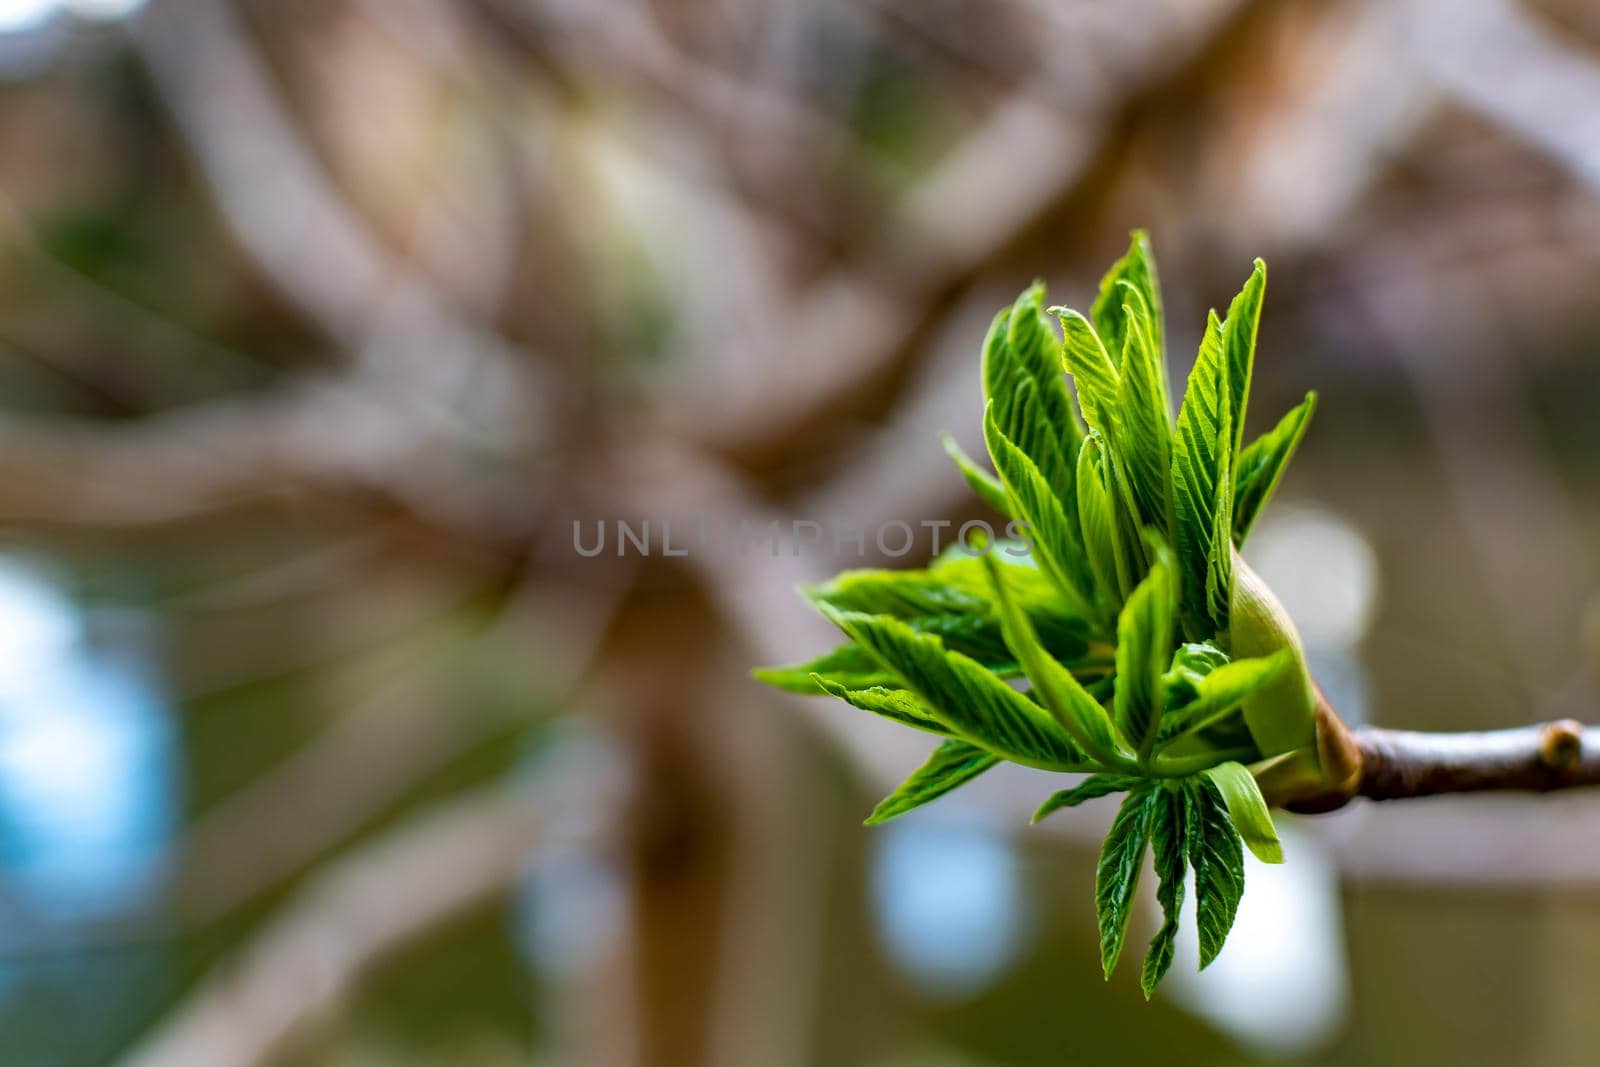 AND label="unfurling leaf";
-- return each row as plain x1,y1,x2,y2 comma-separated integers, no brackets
984,286,1082,500
809,677,952,737
1142,786,1187,997
981,551,1127,768
1204,423,1235,630
1075,436,1123,614
1033,774,1140,823
1186,777,1245,969
1203,759,1284,864
753,644,899,694
758,555,1100,692
805,566,988,620
941,432,1012,517
1113,282,1172,531
866,740,999,824
1233,392,1316,546
1162,641,1230,695
985,403,1097,618
1091,230,1164,370
1159,650,1292,743
1219,260,1266,460
1055,307,1121,440
818,606,1094,770
1114,546,1177,756
1172,310,1231,640
1097,786,1159,978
